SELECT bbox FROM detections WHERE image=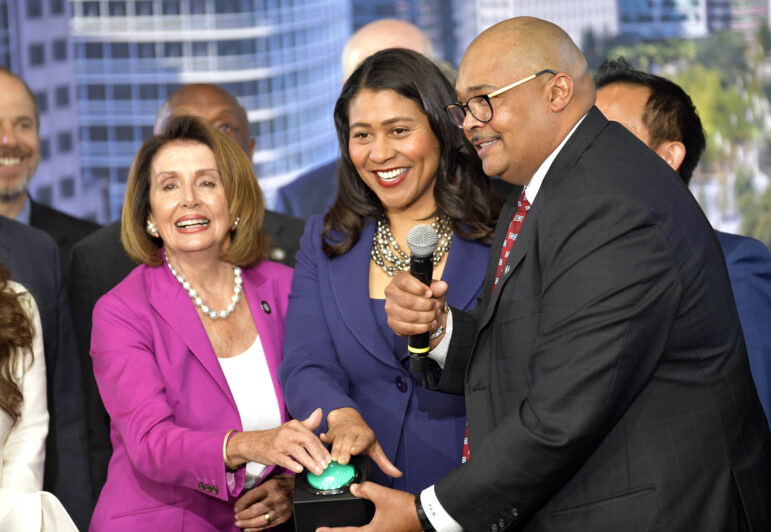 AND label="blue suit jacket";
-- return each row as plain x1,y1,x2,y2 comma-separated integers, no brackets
274,161,337,219
716,230,771,426
0,216,92,530
279,215,490,494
